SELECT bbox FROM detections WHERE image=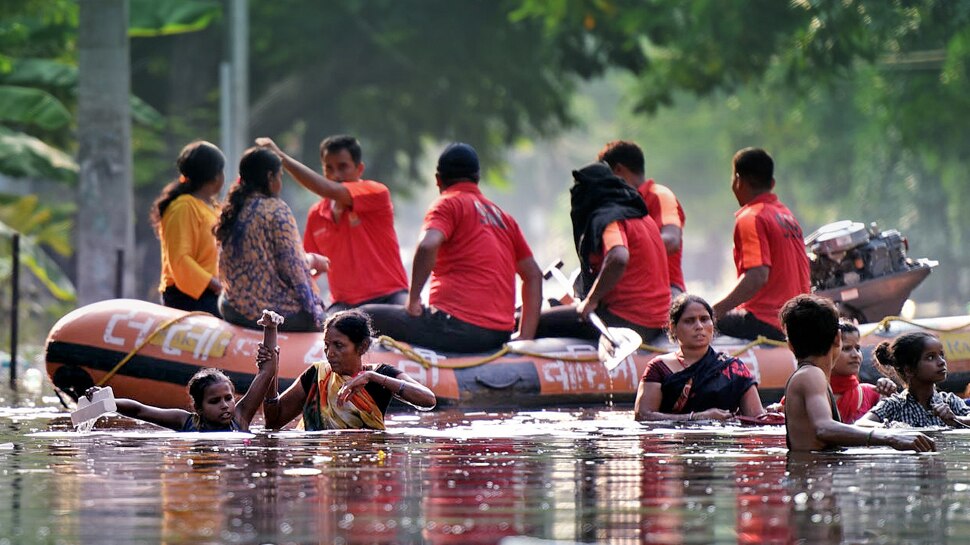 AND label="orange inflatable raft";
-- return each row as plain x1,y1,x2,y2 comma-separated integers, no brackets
45,299,970,410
